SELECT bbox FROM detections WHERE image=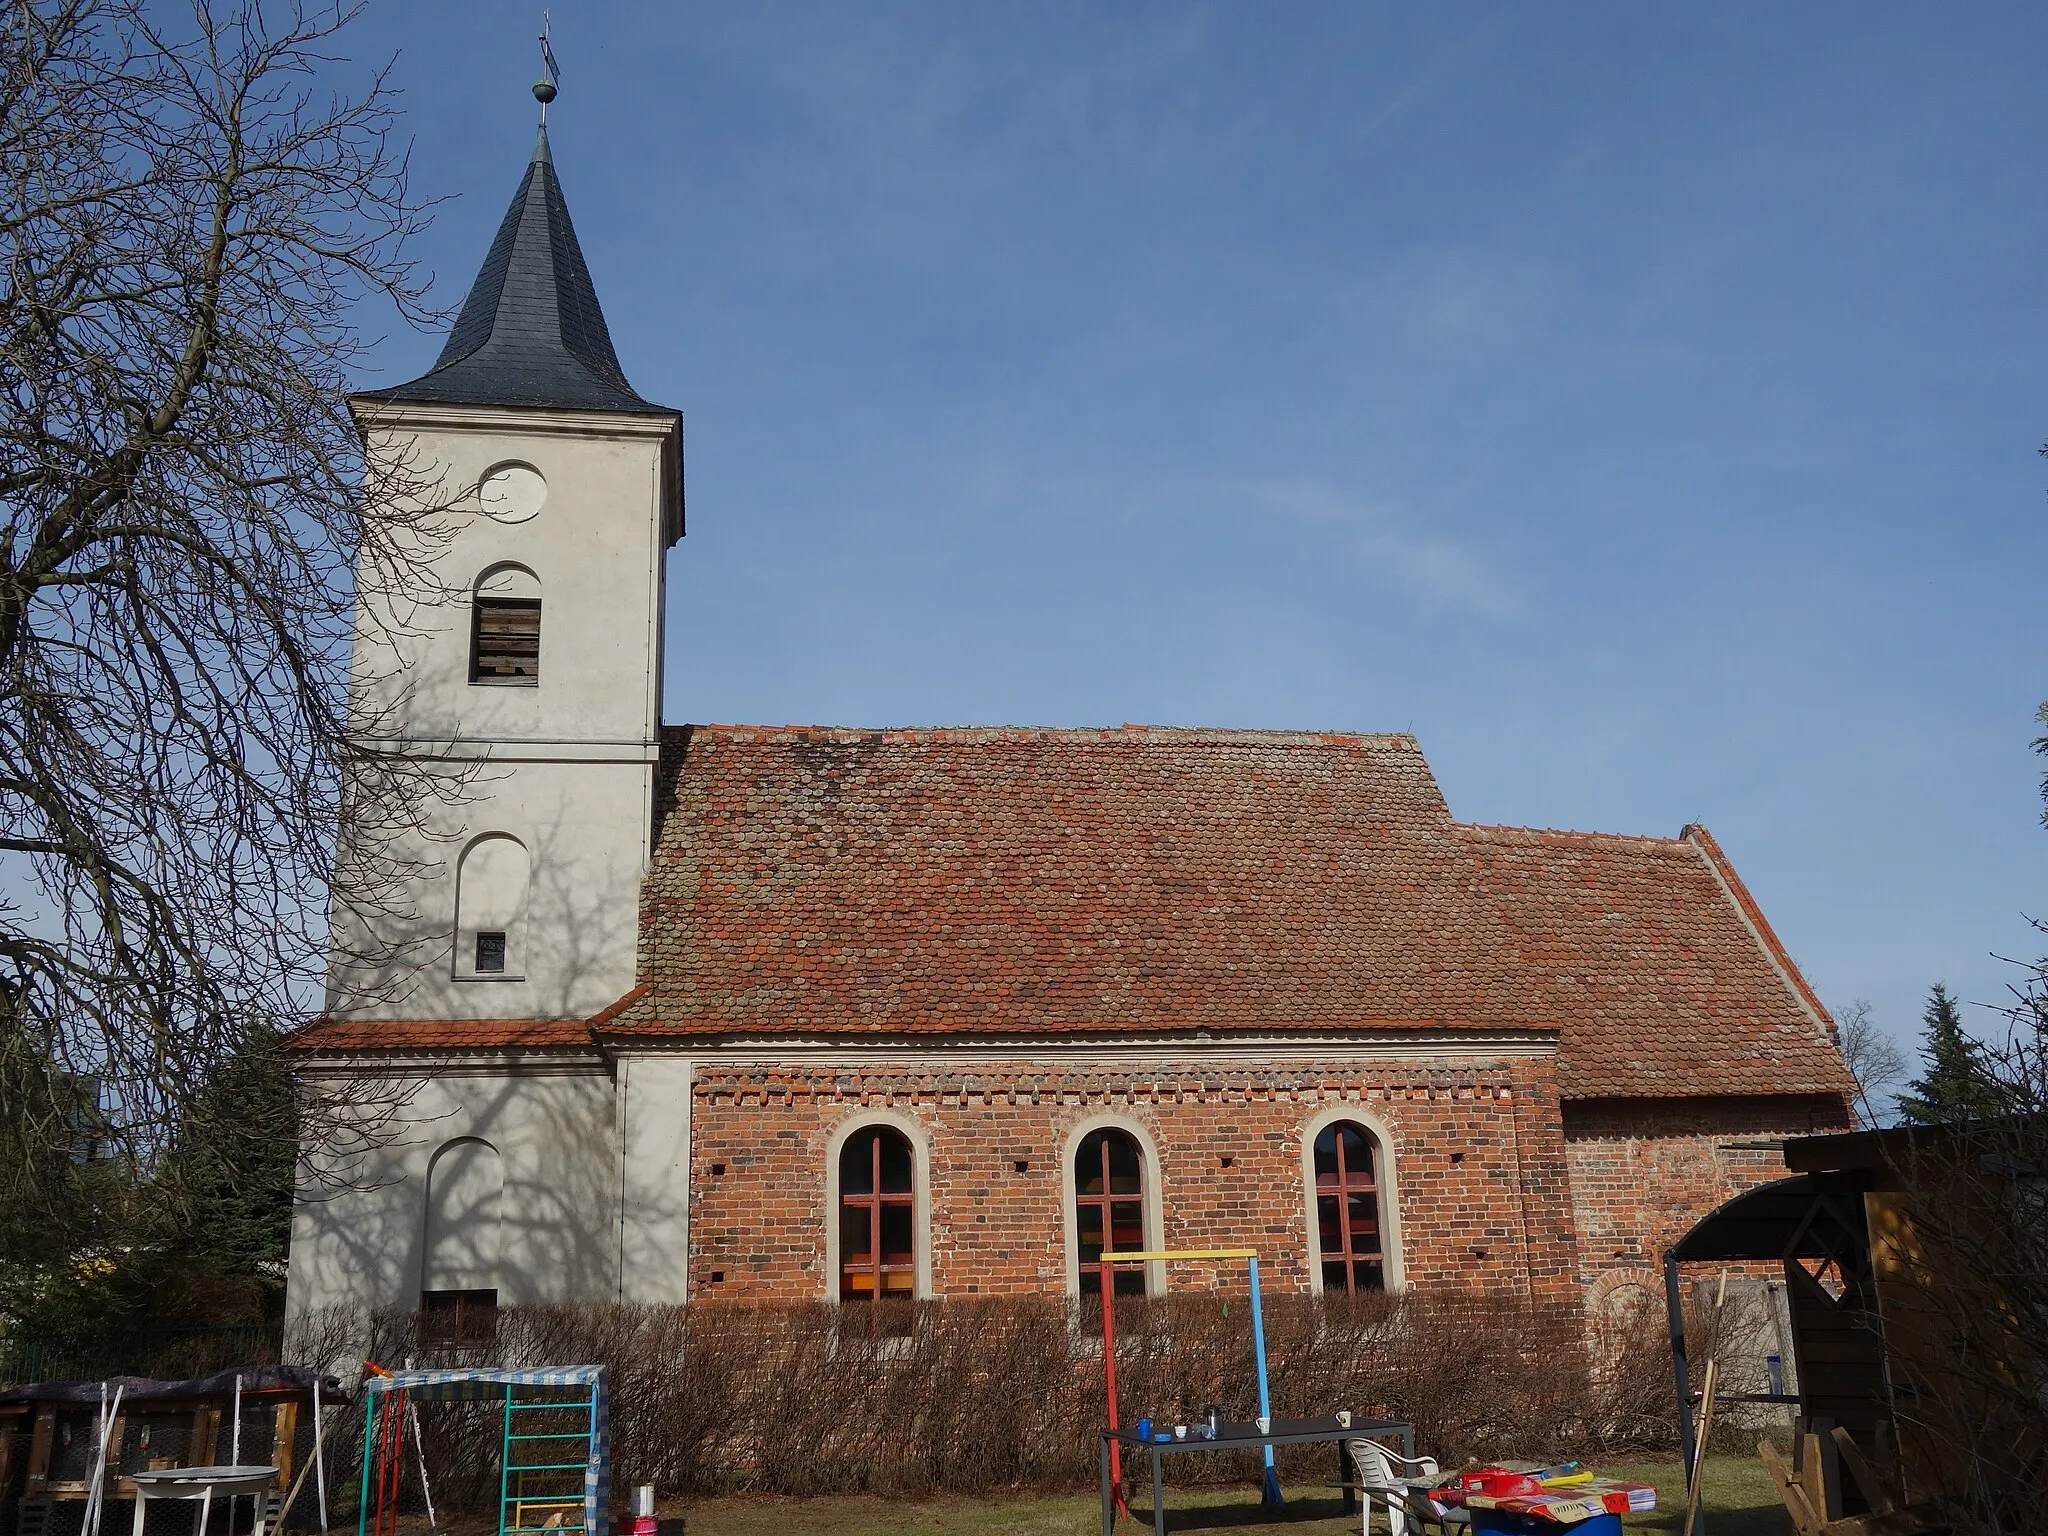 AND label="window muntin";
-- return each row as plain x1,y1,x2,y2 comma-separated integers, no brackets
470,595,541,684
839,1126,915,1301
474,932,507,972
1314,1120,1385,1293
1075,1127,1147,1298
